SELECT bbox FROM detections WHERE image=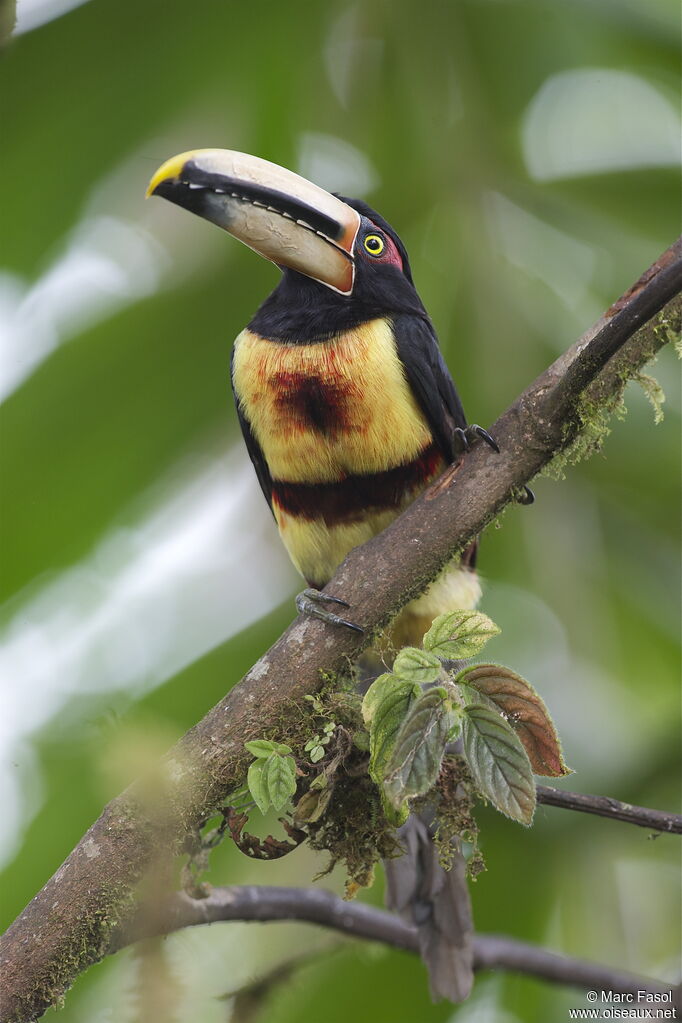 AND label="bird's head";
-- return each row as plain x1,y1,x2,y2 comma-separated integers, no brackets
147,149,424,336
